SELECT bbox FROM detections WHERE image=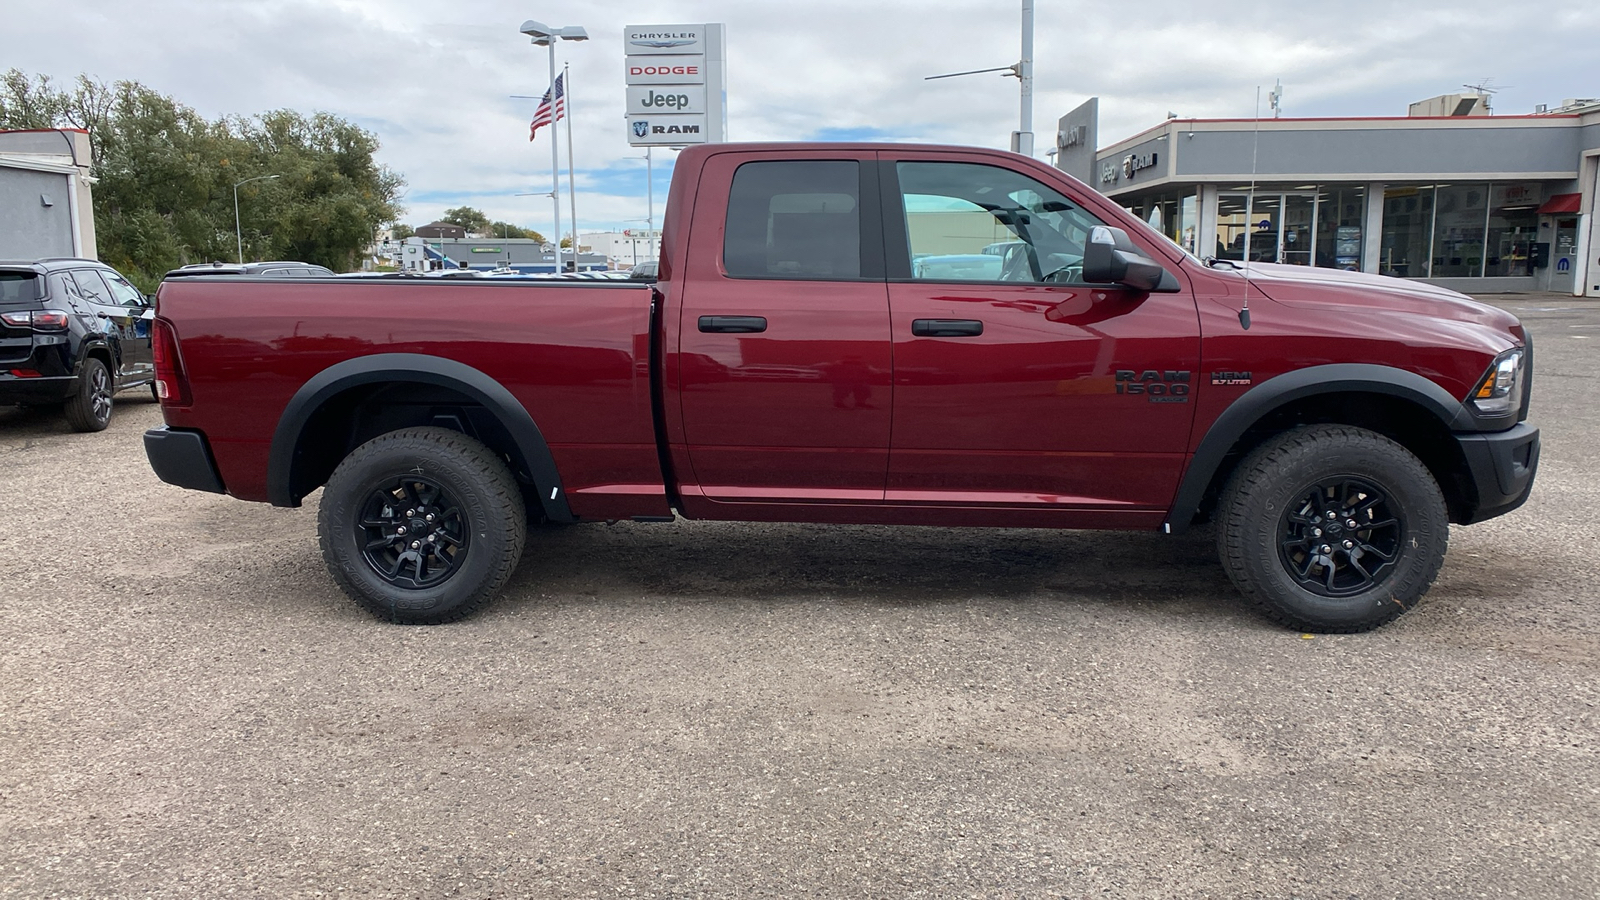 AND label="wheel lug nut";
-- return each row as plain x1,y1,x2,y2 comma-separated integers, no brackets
1311,528,1322,537
425,514,434,522
1343,540,1354,549
411,541,420,549
428,535,436,543
1320,545,1332,554
397,526,407,534
1346,519,1357,528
